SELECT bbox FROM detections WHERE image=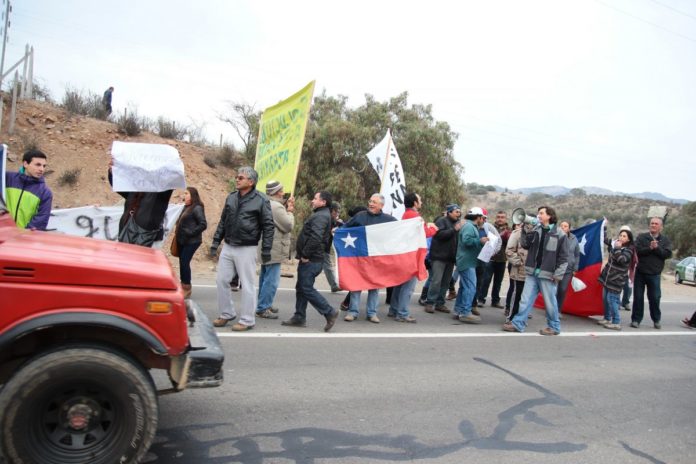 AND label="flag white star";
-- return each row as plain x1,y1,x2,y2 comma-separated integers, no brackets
578,234,587,255
341,233,358,248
